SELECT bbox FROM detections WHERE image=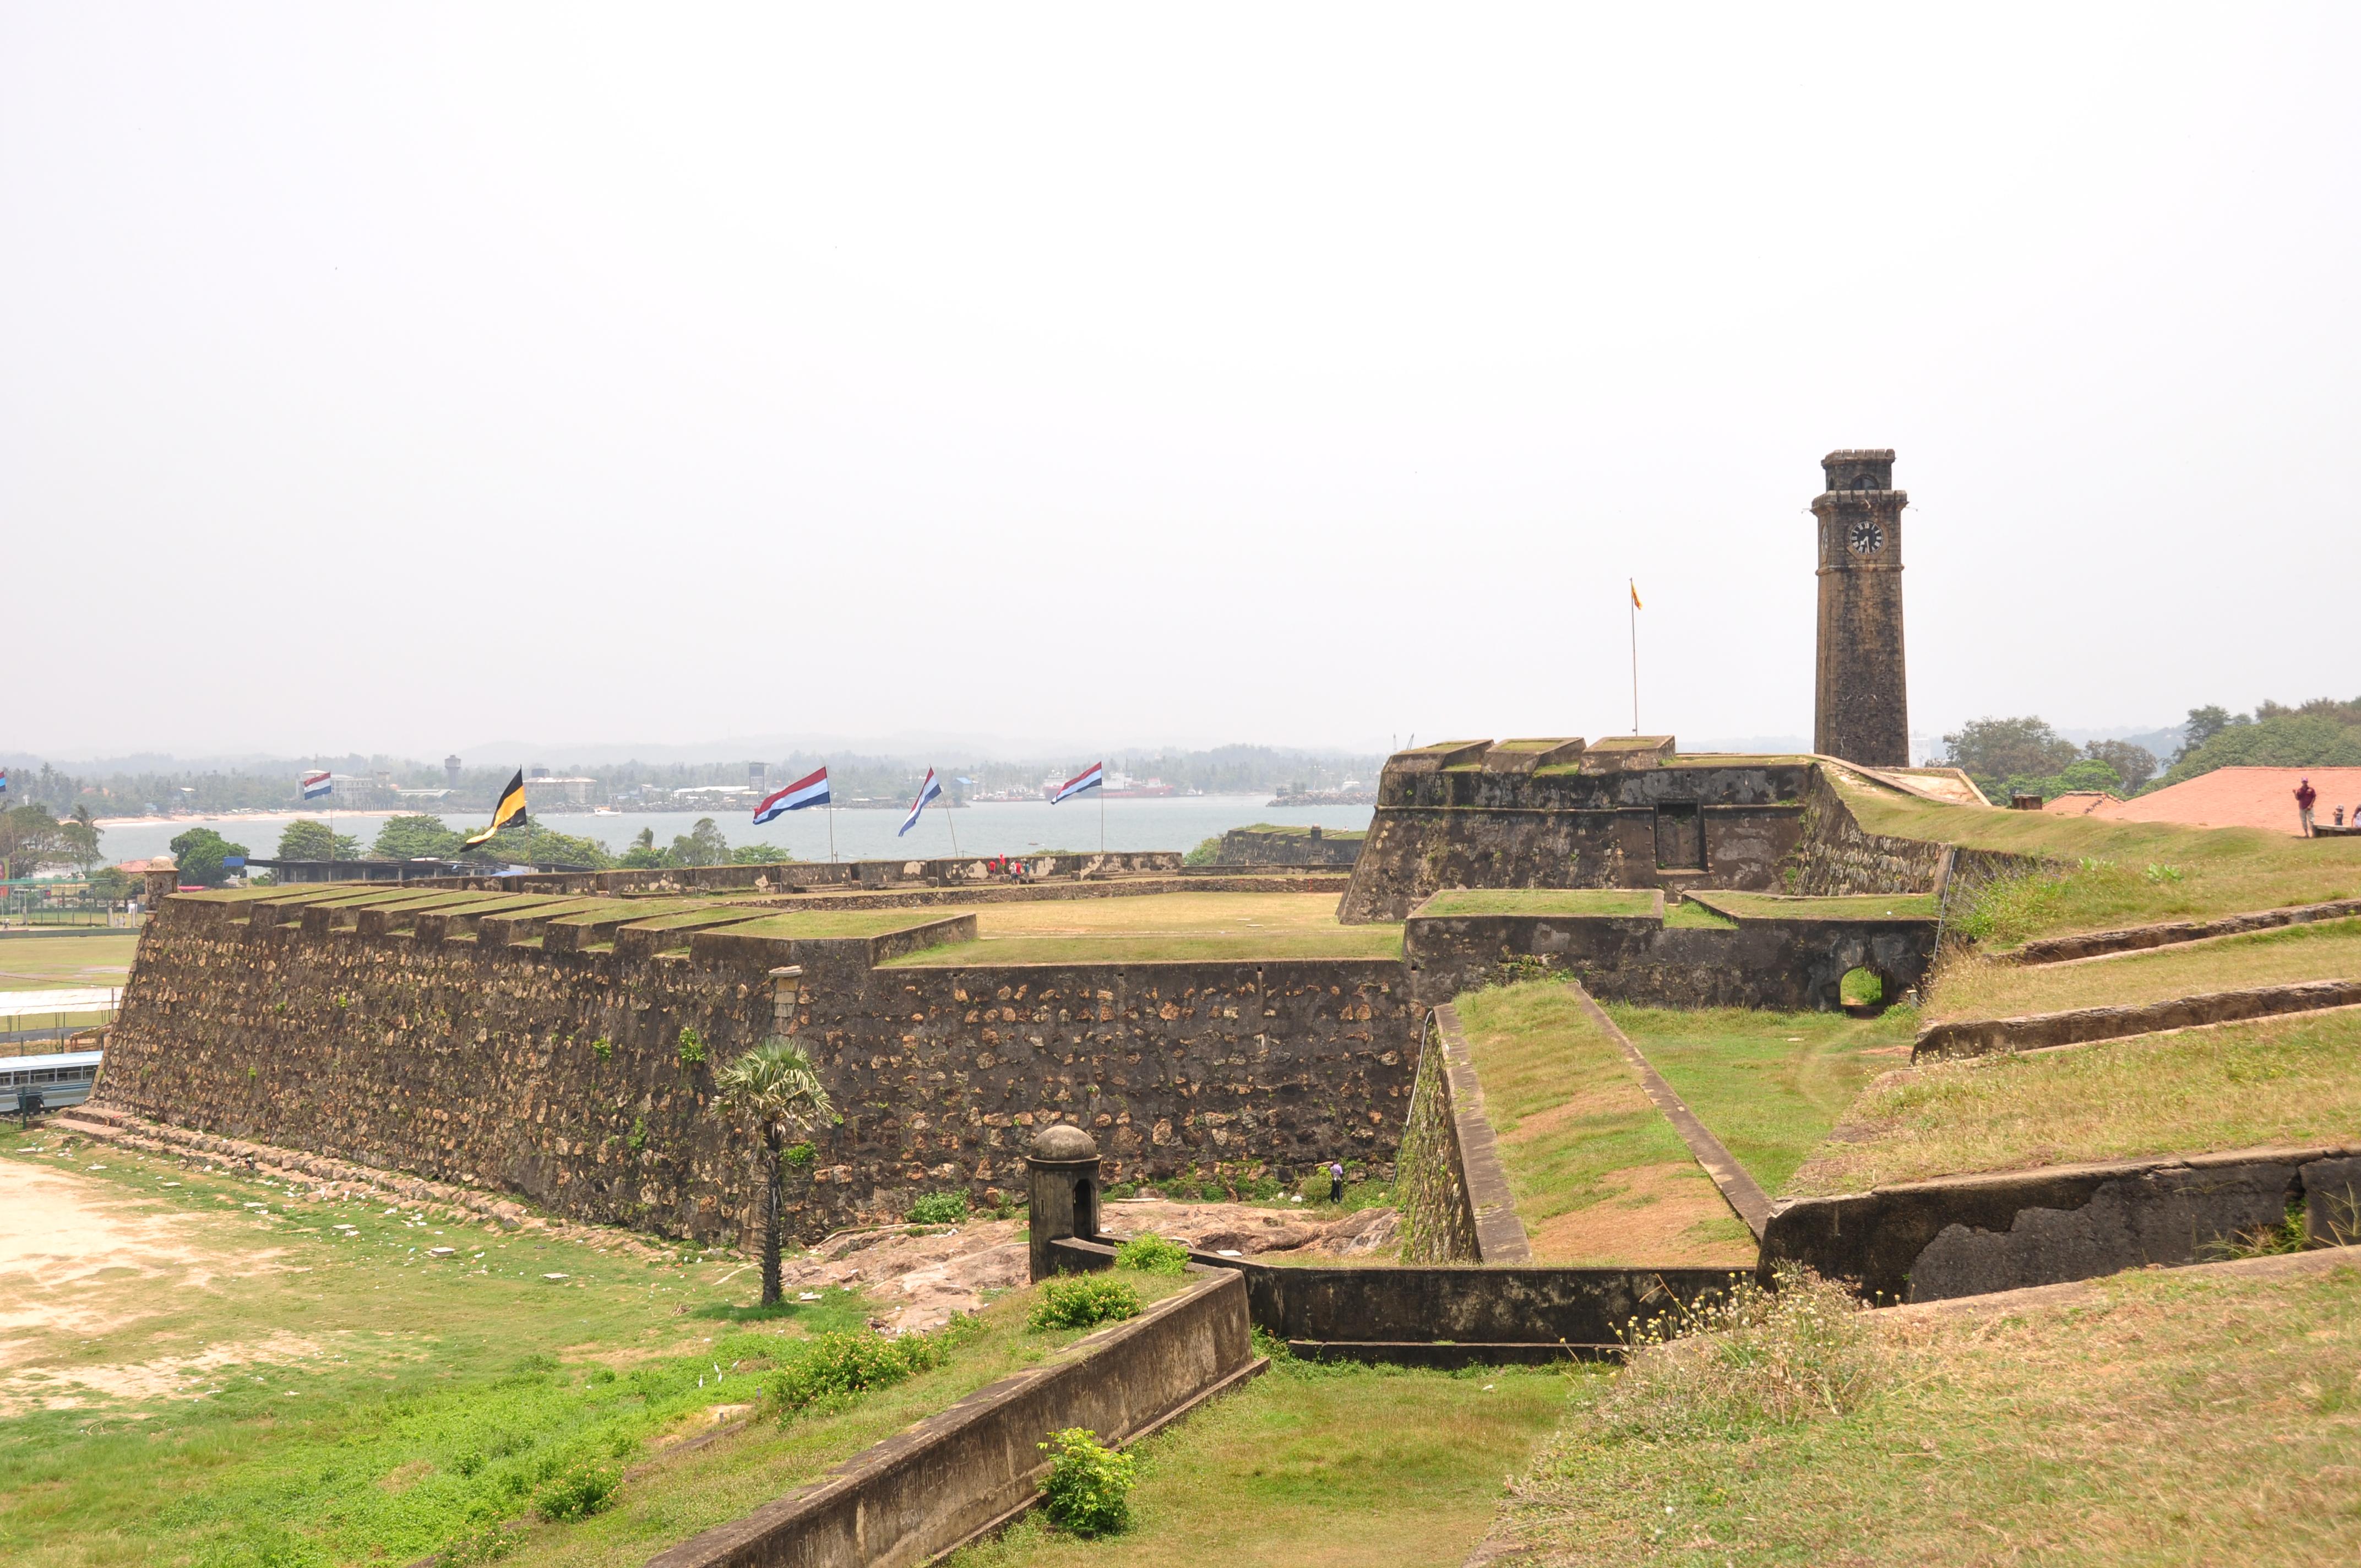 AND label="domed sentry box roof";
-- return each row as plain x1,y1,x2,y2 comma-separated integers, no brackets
1027,1124,1099,1165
